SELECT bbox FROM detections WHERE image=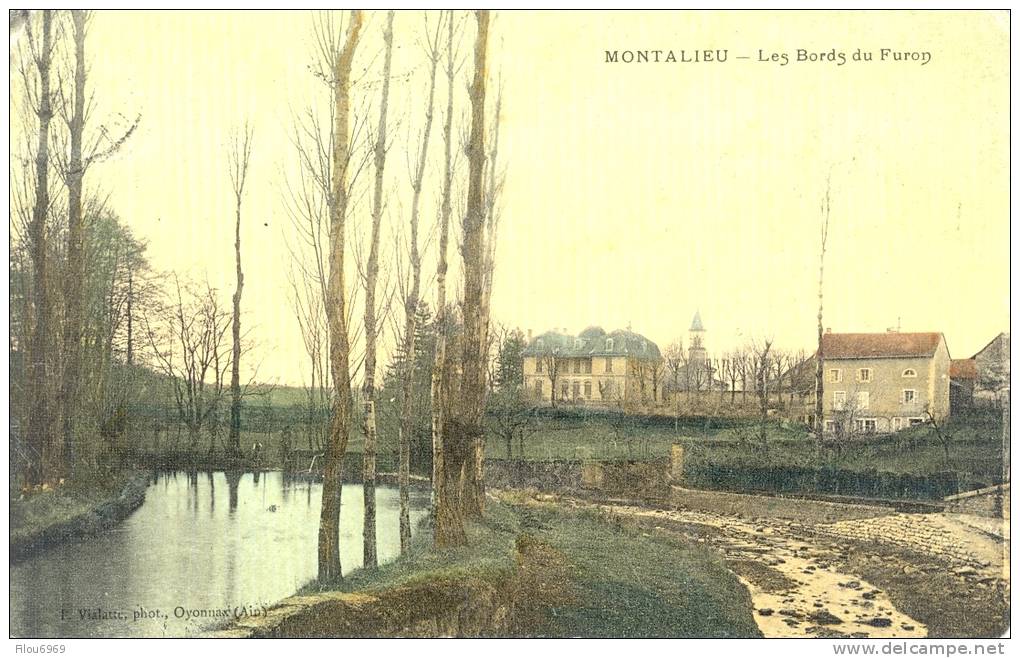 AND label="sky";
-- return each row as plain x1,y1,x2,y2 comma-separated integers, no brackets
9,10,1010,386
